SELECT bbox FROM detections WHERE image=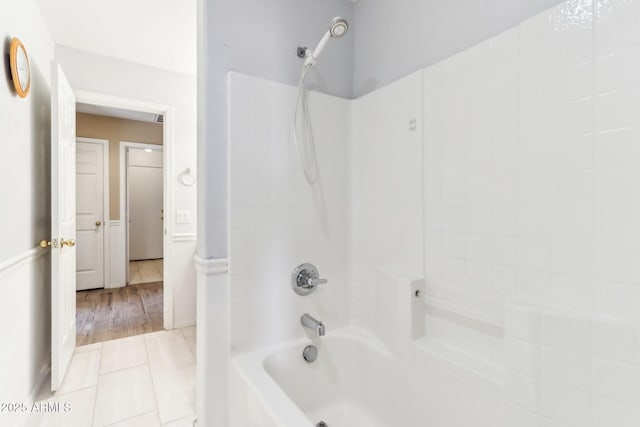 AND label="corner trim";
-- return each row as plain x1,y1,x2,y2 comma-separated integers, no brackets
194,256,229,275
